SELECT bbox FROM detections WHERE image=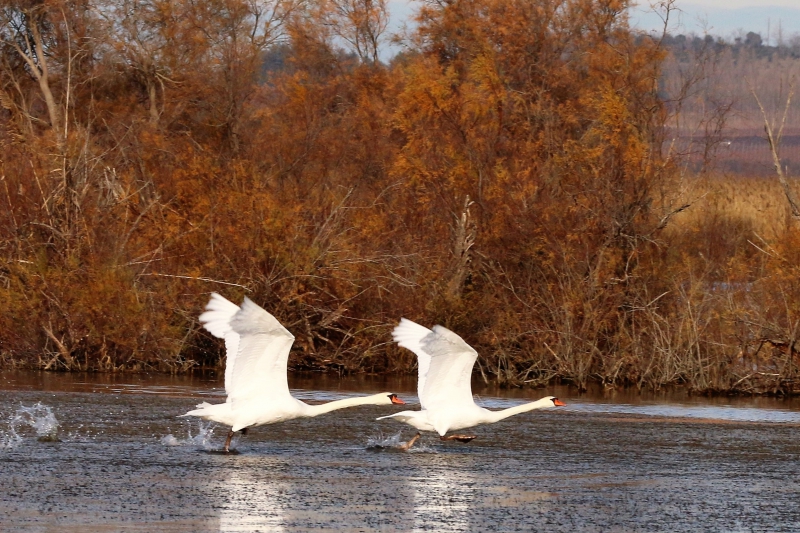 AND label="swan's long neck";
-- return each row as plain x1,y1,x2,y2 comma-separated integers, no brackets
304,394,387,417
483,397,555,424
